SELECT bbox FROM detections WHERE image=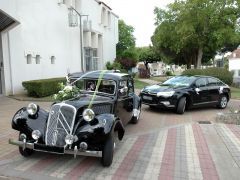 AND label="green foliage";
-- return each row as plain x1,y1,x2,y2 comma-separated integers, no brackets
53,84,80,101
165,71,174,76
182,67,233,85
138,47,161,63
22,78,66,97
106,61,122,70
116,48,138,71
152,0,240,69
117,20,136,57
